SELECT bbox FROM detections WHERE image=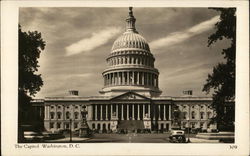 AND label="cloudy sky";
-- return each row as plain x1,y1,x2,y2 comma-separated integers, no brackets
19,7,229,98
